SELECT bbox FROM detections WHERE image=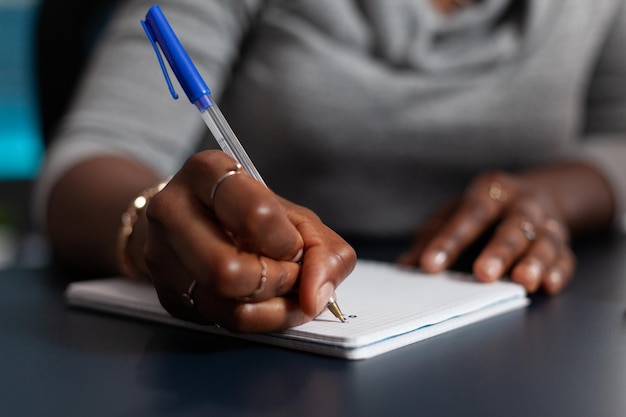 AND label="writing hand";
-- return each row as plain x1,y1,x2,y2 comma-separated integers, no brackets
142,150,355,332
